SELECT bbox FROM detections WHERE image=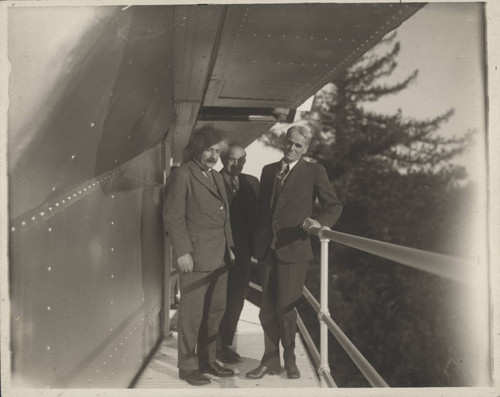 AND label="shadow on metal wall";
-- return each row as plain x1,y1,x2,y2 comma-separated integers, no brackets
8,6,174,388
